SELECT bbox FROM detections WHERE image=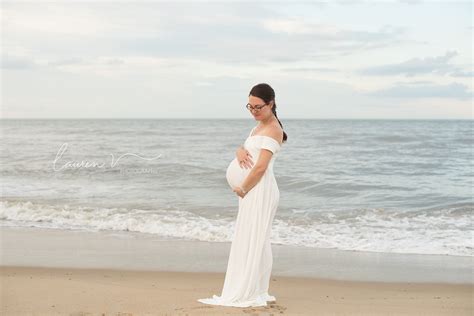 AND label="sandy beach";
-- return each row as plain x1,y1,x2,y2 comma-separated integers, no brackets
0,226,472,315
1,265,472,315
